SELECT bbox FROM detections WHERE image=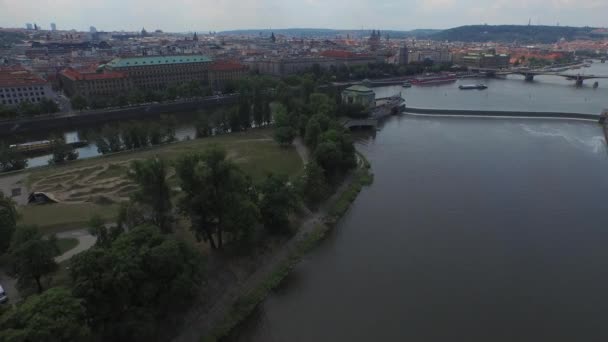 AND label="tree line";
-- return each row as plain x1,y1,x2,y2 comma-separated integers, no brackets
0,99,59,120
